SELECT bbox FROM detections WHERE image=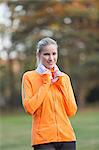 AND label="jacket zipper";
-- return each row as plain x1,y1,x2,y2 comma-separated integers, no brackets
51,84,58,141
